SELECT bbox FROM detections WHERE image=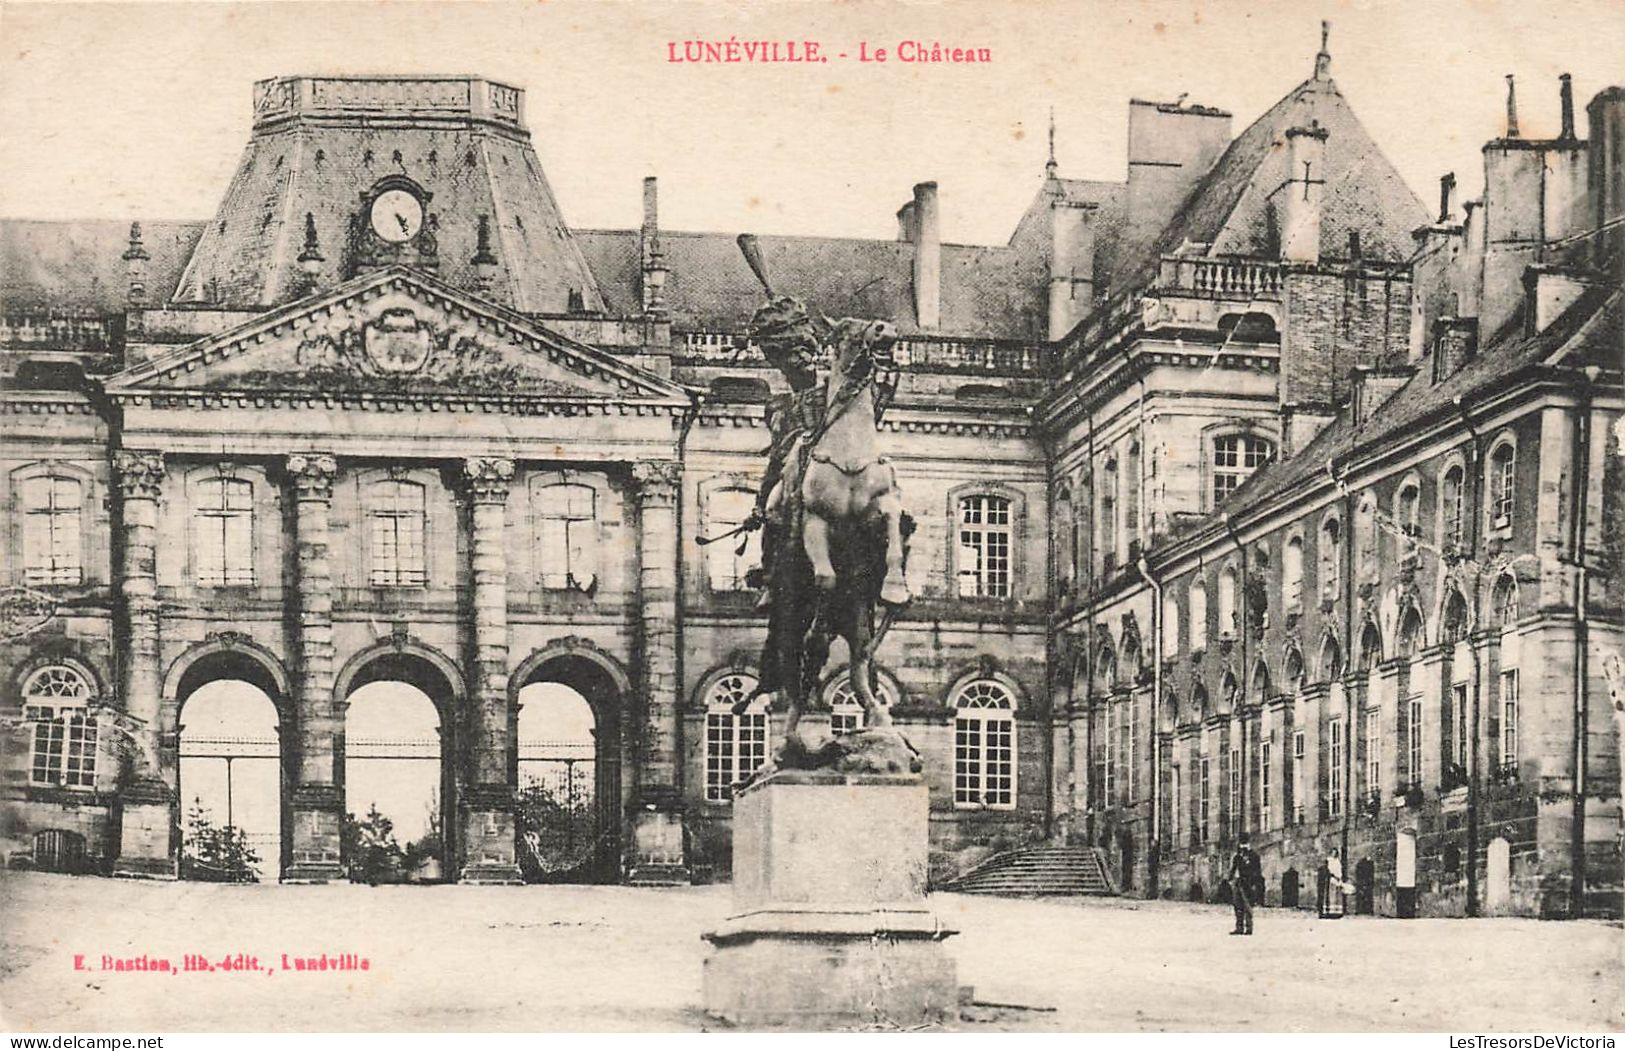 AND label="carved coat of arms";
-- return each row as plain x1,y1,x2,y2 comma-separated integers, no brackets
363,308,433,373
